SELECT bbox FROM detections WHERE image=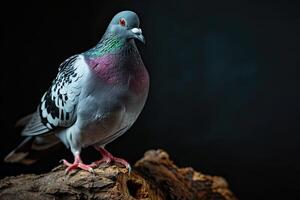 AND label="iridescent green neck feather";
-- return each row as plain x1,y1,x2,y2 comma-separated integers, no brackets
84,33,125,58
